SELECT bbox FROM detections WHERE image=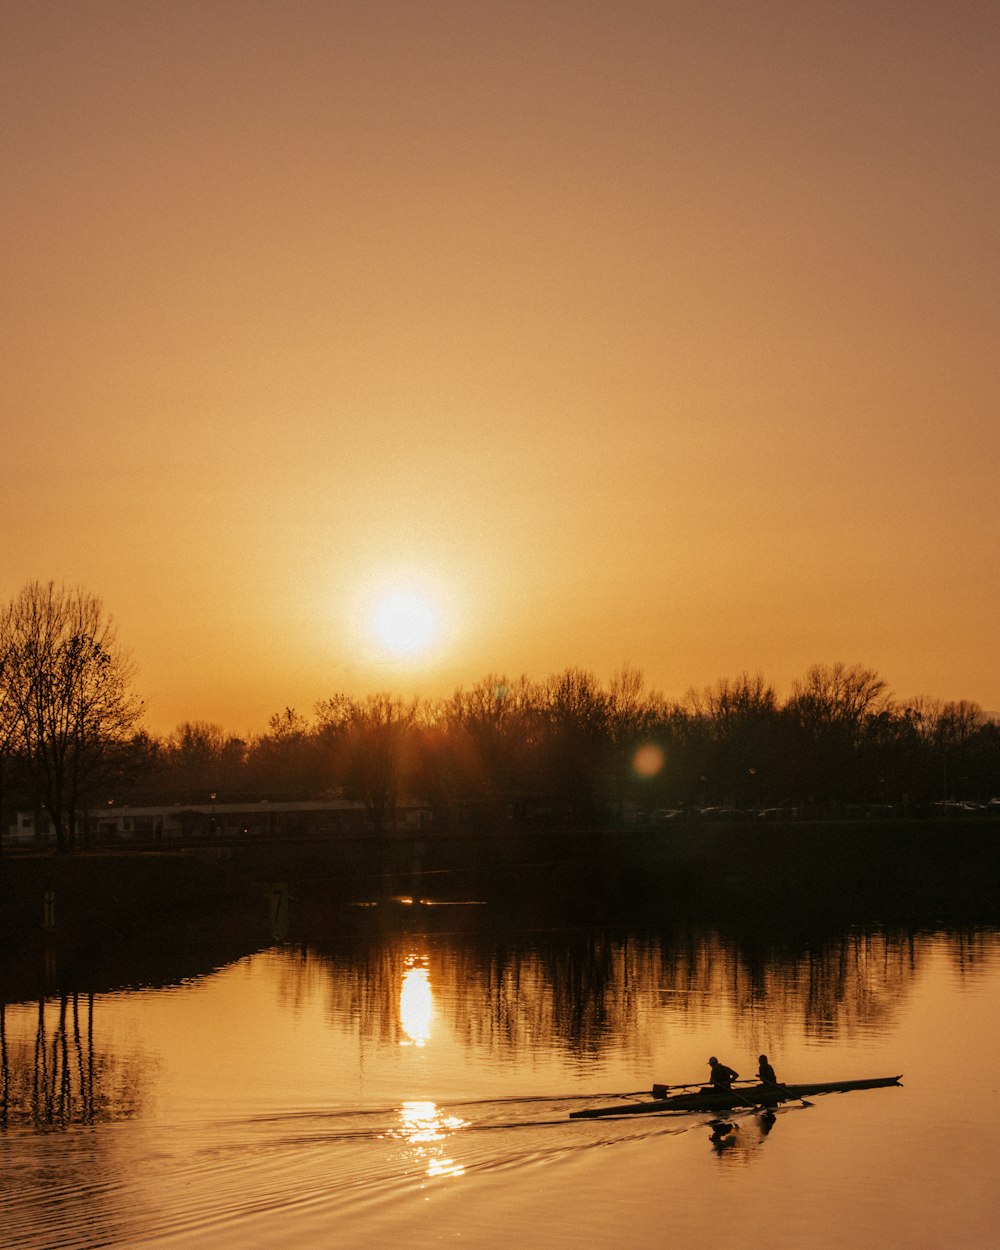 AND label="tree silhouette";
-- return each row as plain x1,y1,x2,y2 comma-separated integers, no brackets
320,694,418,834
0,582,143,852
